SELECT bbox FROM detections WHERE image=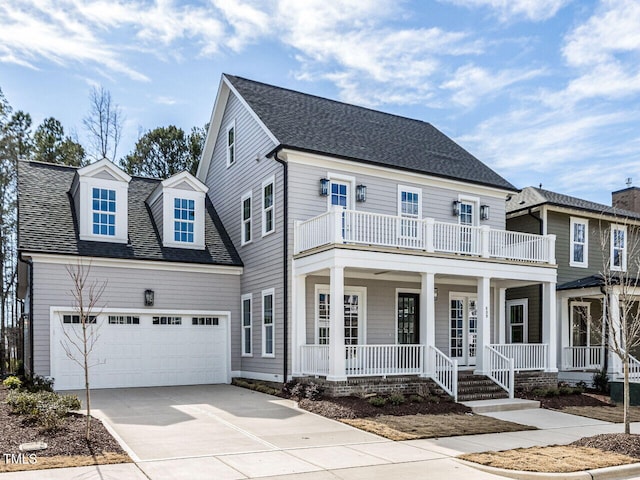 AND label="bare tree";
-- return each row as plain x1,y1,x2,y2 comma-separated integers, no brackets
596,218,640,434
83,86,123,162
60,261,106,440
